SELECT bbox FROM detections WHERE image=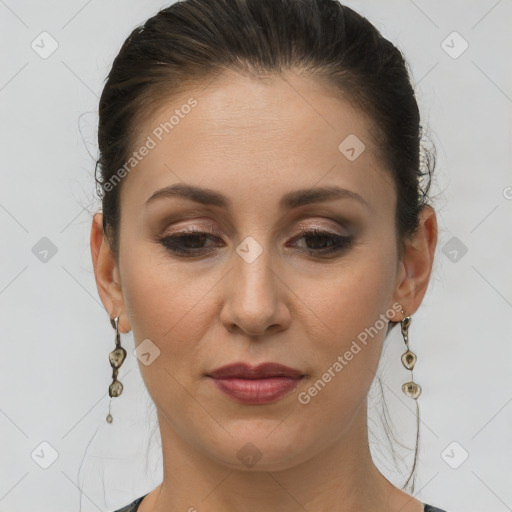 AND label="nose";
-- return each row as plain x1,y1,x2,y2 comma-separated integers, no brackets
219,244,291,337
